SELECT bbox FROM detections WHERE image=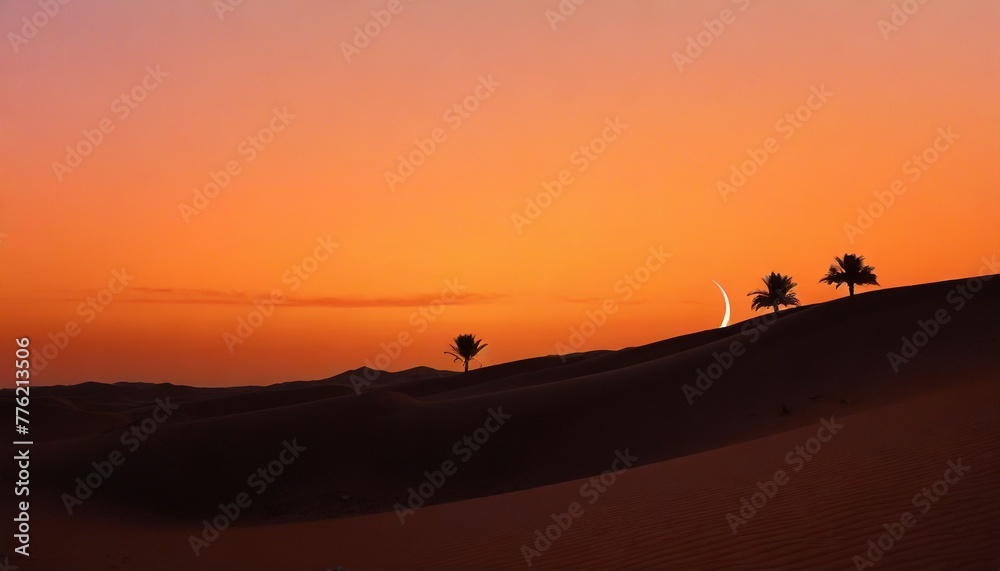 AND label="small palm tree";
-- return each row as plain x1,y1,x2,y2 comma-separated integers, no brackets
445,334,487,372
819,253,879,296
748,272,801,314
